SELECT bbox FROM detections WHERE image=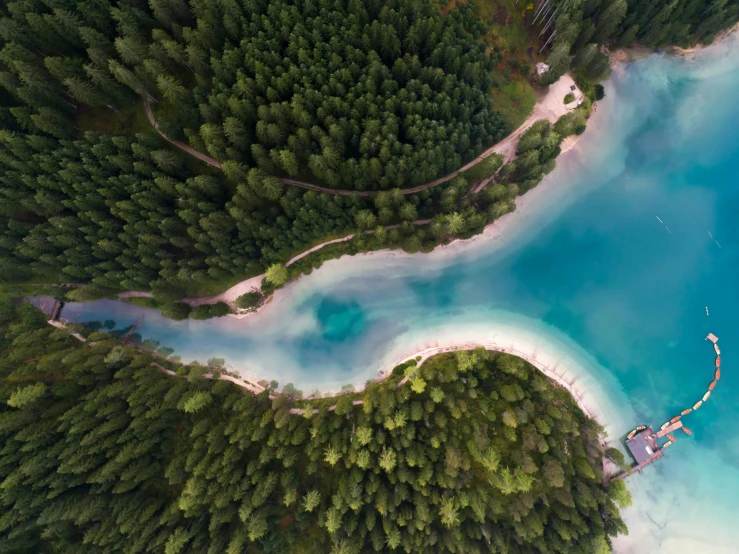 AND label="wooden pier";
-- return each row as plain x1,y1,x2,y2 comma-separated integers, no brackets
611,332,722,482
611,450,664,481
656,420,683,438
